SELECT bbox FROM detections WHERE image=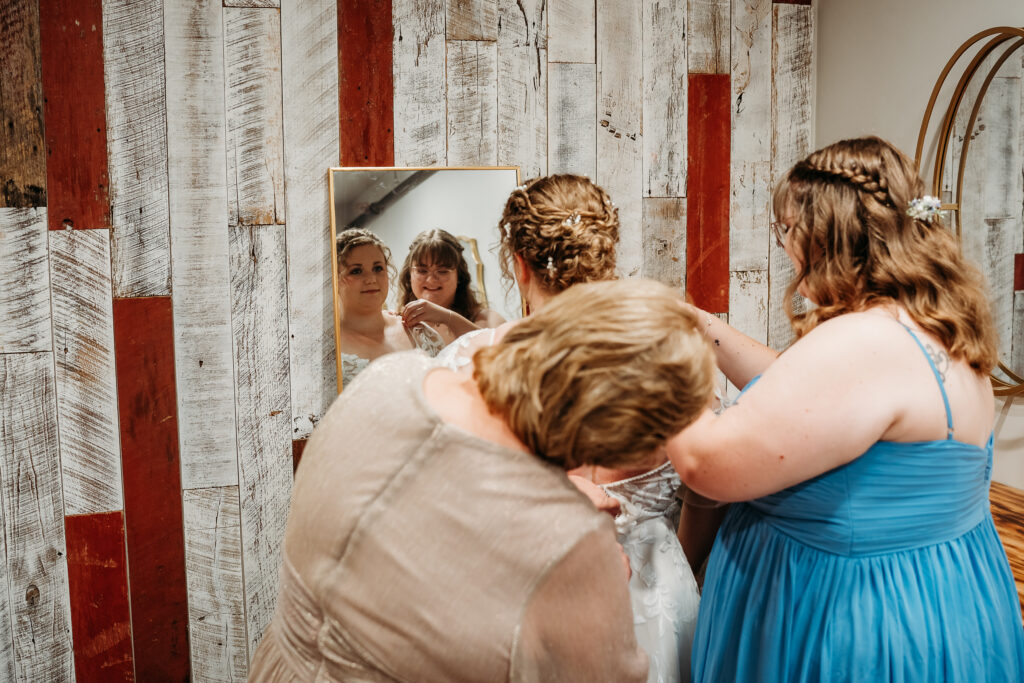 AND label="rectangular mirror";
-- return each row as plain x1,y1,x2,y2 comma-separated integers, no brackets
329,166,522,392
